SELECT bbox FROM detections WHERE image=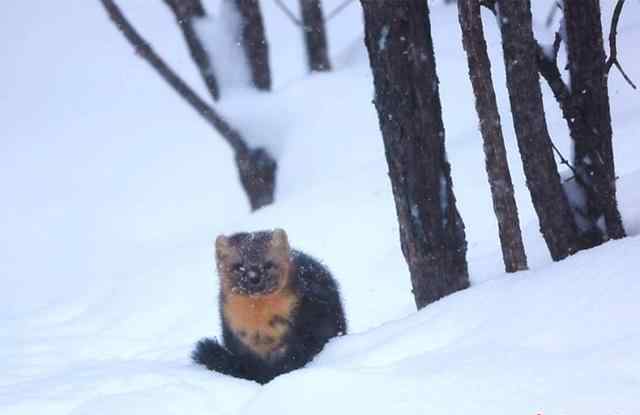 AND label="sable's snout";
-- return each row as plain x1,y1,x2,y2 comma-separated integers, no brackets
240,267,270,294
247,270,262,286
